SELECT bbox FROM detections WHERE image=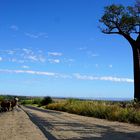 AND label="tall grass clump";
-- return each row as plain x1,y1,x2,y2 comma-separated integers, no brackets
20,99,34,105
0,96,4,102
46,99,140,125
20,98,42,105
